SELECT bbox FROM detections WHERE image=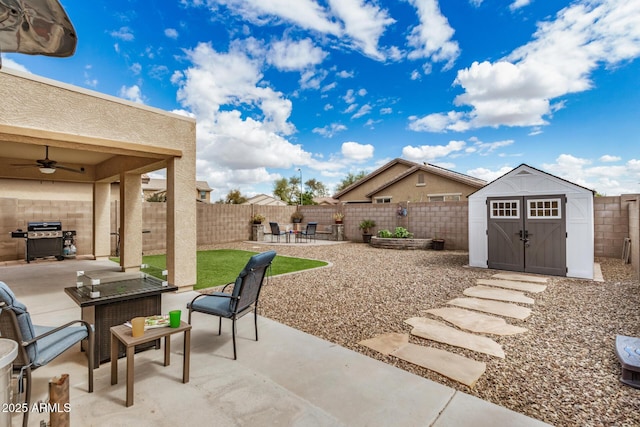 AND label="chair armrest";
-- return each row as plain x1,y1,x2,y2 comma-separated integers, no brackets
23,319,93,347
